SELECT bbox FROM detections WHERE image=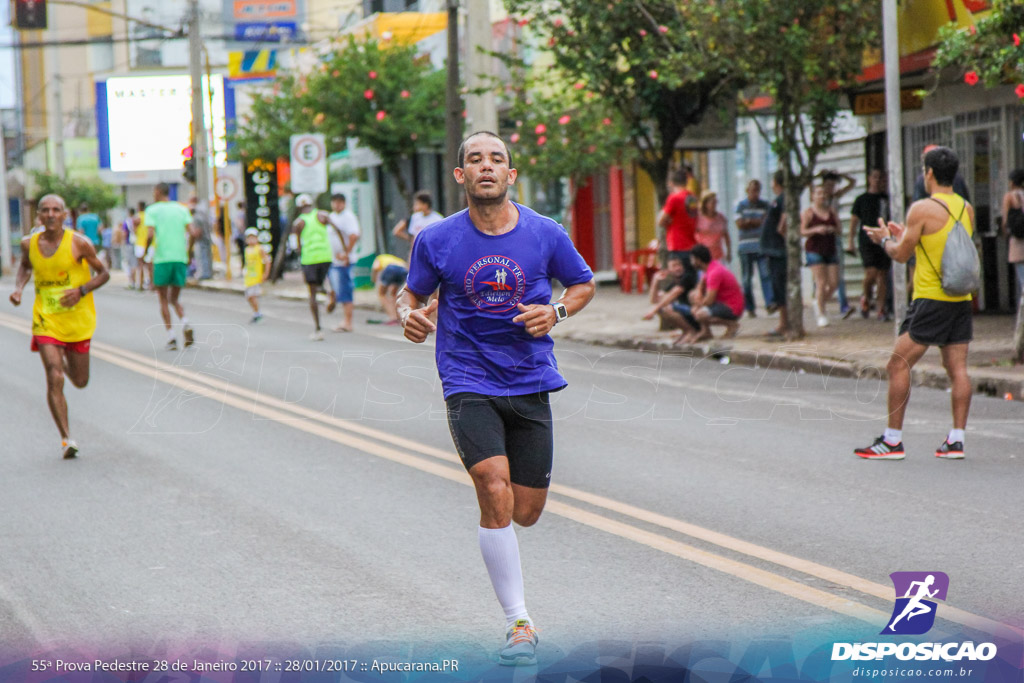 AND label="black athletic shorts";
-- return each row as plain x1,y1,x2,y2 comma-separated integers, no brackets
303,262,331,286
445,391,554,489
899,298,973,346
858,235,892,271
